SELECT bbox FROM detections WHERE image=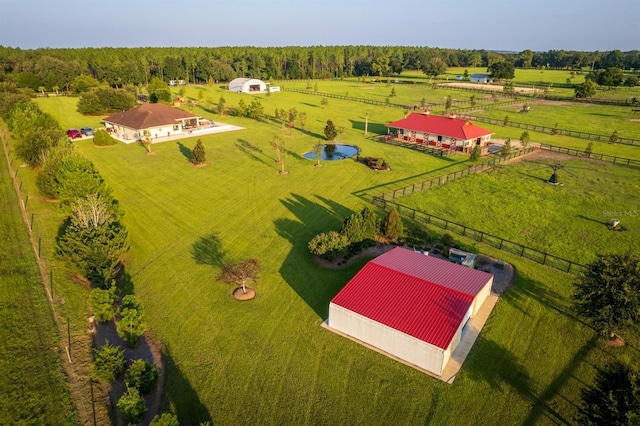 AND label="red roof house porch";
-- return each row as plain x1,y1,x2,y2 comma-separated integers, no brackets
386,112,493,154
